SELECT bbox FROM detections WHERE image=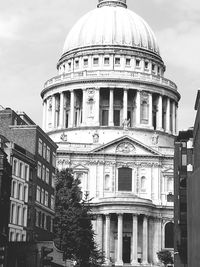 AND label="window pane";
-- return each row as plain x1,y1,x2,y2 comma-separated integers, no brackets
118,168,132,191
102,110,108,126
114,110,120,126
